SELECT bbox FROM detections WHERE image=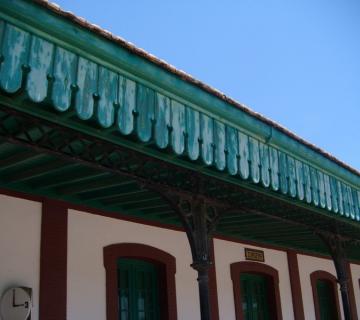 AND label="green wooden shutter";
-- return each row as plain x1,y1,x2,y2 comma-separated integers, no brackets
240,273,270,320
316,279,338,320
117,258,160,320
